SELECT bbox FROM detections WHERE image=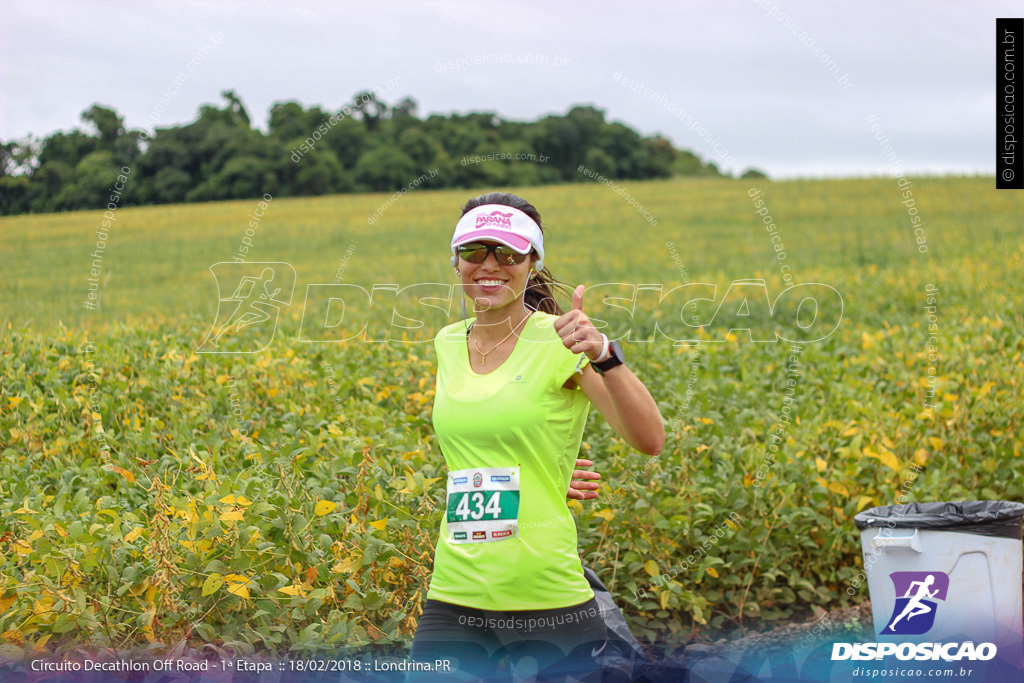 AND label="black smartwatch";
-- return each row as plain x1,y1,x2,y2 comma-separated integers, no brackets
591,341,625,376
